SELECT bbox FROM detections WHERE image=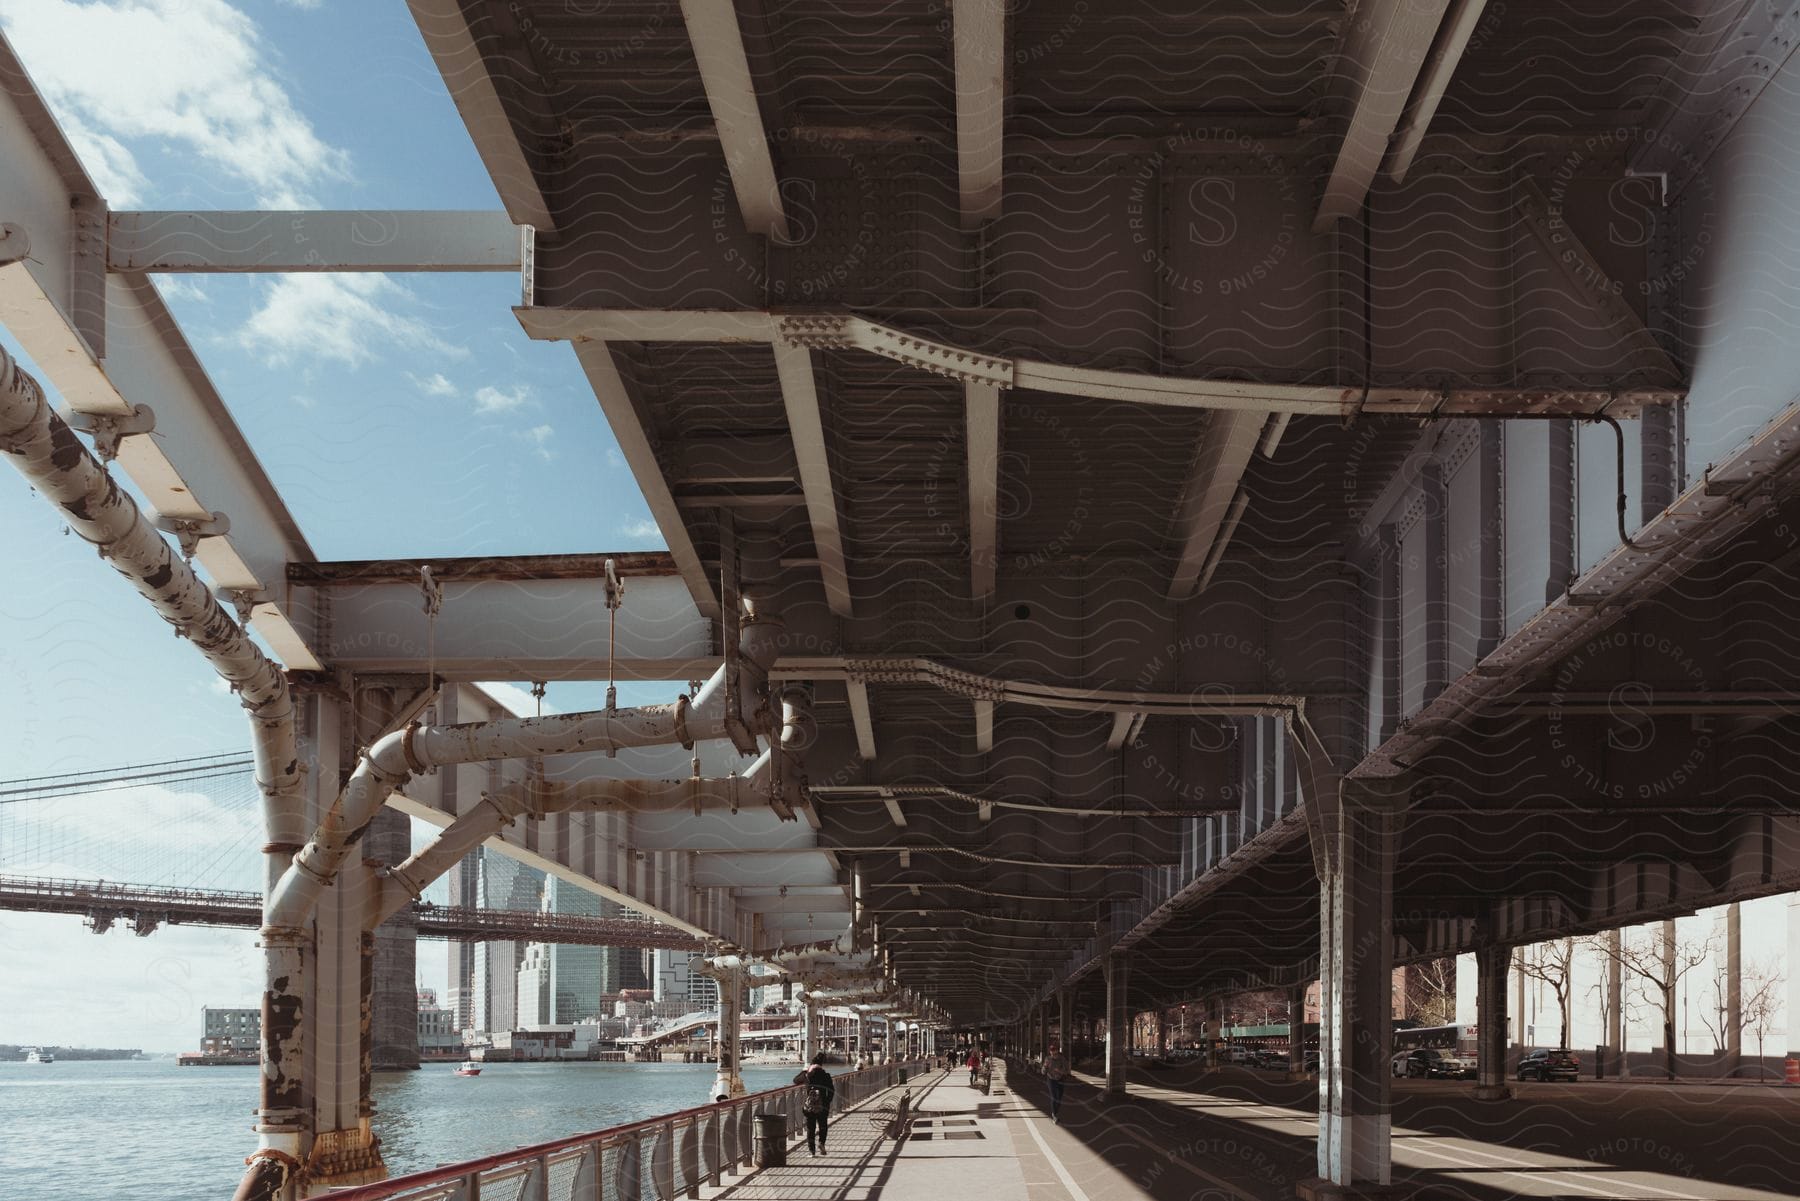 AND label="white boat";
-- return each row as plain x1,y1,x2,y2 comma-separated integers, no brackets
24,1048,53,1064
454,1061,481,1076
